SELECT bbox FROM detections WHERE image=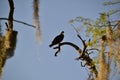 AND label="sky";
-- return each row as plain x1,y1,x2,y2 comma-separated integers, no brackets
0,0,119,80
